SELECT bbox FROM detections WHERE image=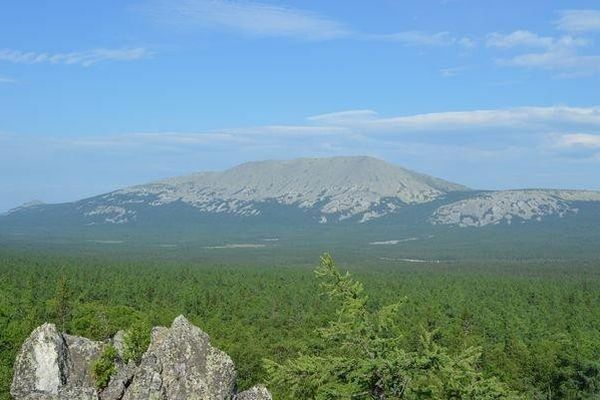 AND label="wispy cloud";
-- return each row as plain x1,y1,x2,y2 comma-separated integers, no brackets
556,133,600,148
487,31,562,48
148,0,474,47
57,126,352,150
0,75,16,84
439,66,470,77
499,51,600,77
308,106,600,133
367,31,475,48
556,10,600,32
487,29,600,76
0,48,152,67
307,110,379,124
14,106,599,157
148,0,350,40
